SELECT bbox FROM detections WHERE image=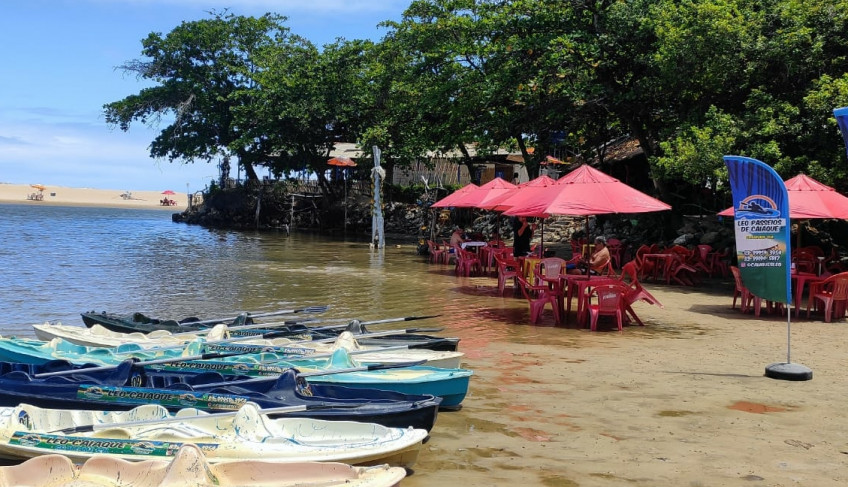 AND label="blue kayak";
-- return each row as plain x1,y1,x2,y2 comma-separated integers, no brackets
0,359,441,431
